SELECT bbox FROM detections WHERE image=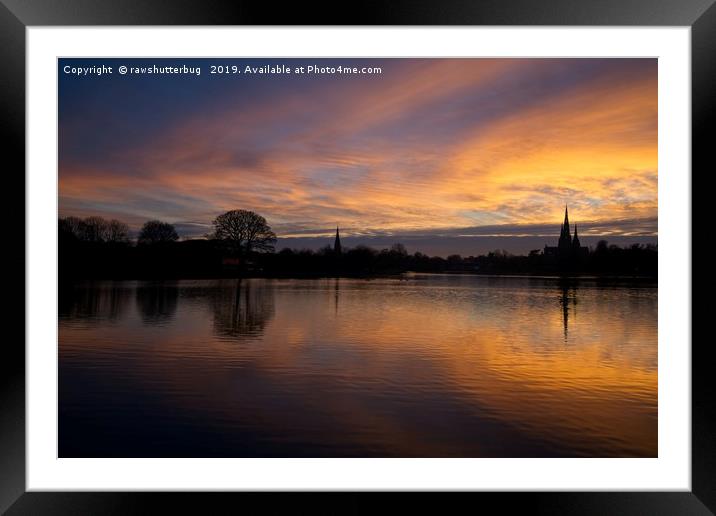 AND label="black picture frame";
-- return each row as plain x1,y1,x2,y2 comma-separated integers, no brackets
1,1,712,514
